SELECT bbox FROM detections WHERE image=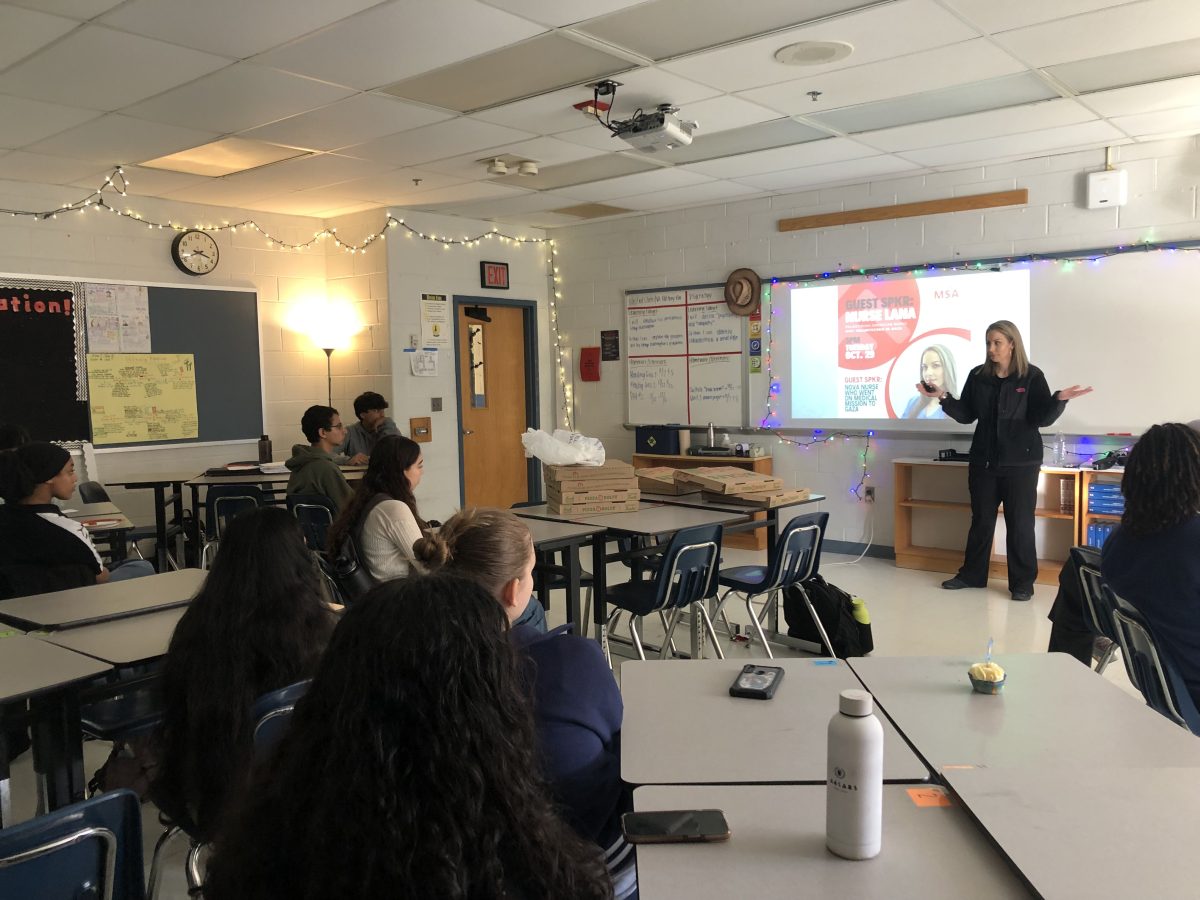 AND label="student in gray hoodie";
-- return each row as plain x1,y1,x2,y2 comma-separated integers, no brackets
285,406,353,510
